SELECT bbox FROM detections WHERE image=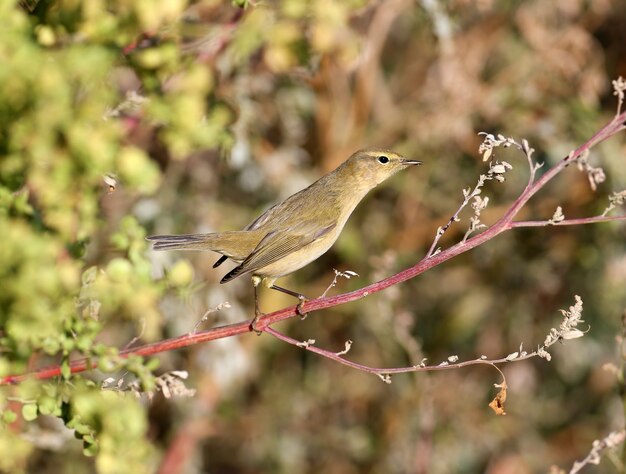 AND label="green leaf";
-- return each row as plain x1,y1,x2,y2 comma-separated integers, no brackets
37,396,58,416
2,410,17,424
83,440,98,457
21,404,38,422
61,359,71,380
